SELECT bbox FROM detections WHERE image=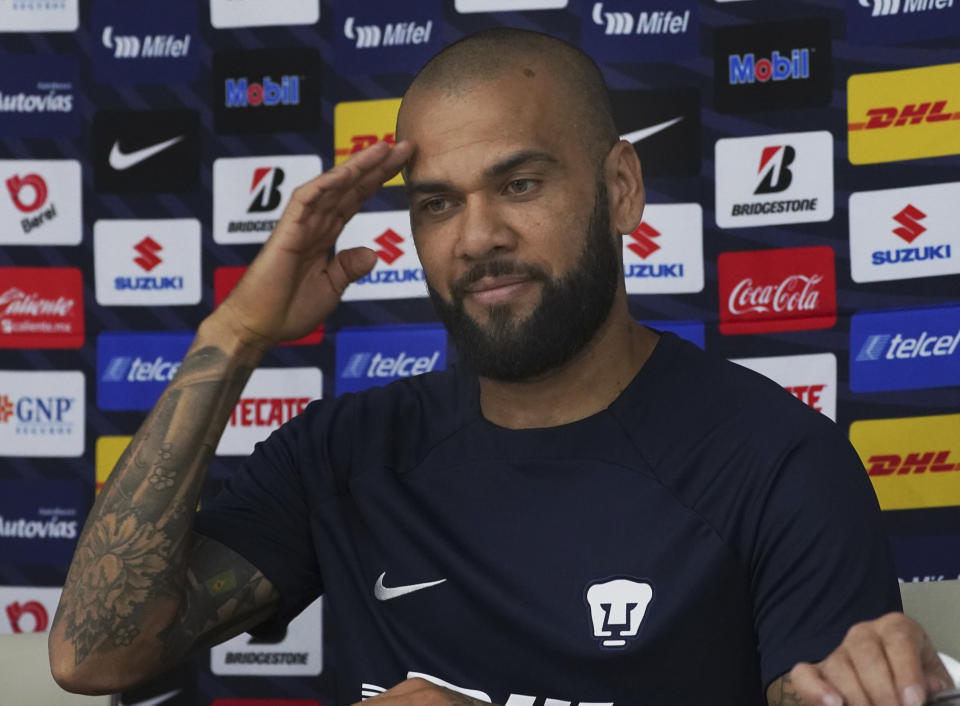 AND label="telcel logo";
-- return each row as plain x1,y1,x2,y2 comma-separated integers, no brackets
225,76,300,108
336,324,446,395
856,330,960,362
103,356,179,383
729,49,809,84
342,351,441,380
